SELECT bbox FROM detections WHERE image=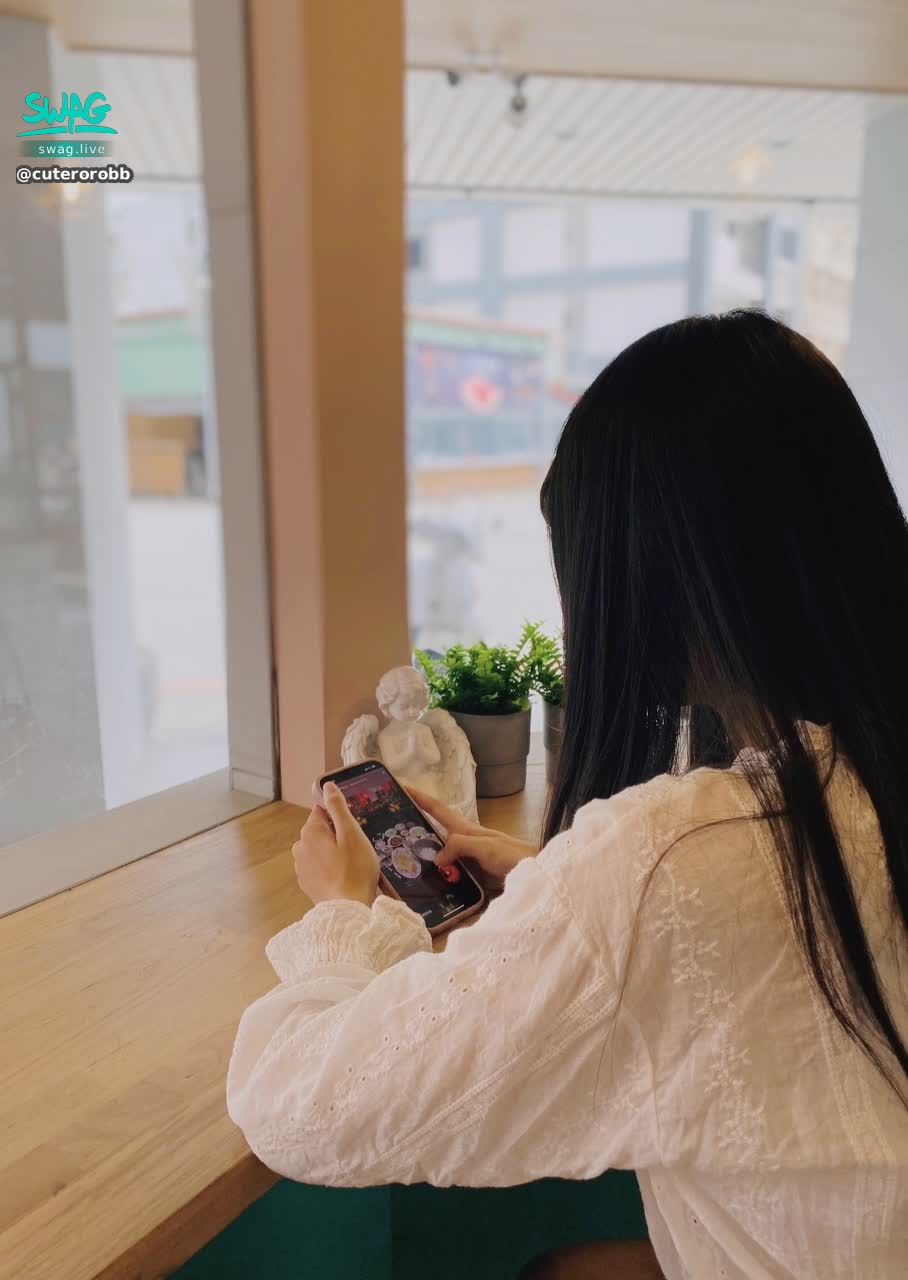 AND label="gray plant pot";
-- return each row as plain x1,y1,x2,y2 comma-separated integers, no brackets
450,708,532,797
543,700,564,783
